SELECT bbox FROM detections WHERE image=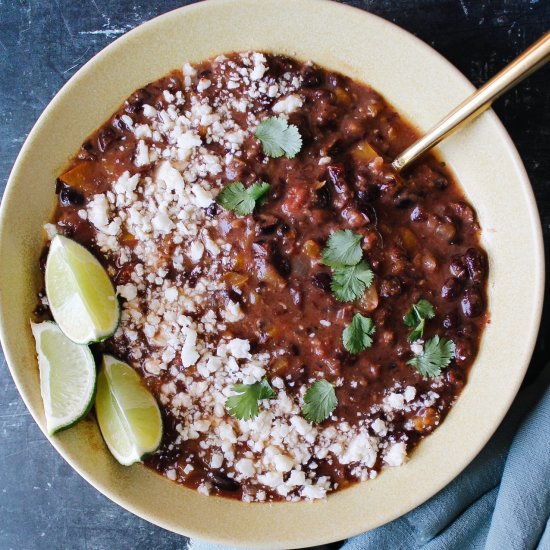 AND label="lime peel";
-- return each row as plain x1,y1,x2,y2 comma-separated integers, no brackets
45,235,120,345
31,321,96,435
95,355,163,466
